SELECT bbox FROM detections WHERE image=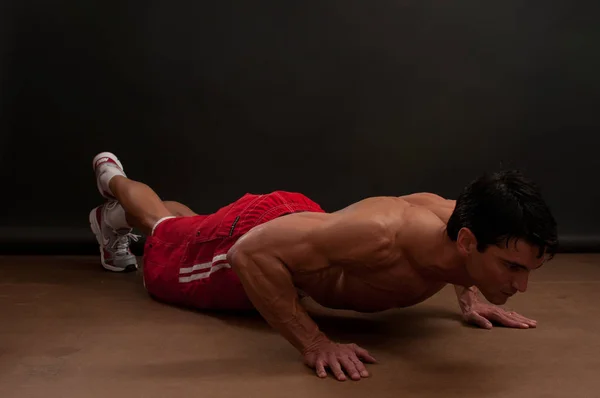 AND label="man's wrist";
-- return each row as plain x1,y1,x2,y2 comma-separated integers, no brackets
456,285,479,312
301,332,331,355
